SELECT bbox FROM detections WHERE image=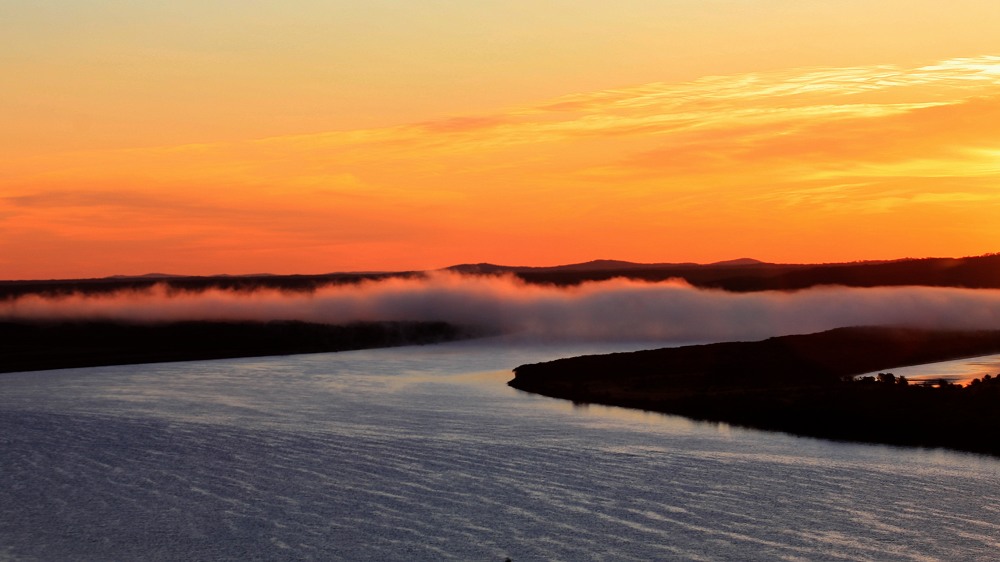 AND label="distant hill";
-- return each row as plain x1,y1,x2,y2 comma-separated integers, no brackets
445,263,519,275
106,273,182,279
448,254,1000,292
0,271,422,300
447,259,708,274
707,257,766,266
3,254,999,299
